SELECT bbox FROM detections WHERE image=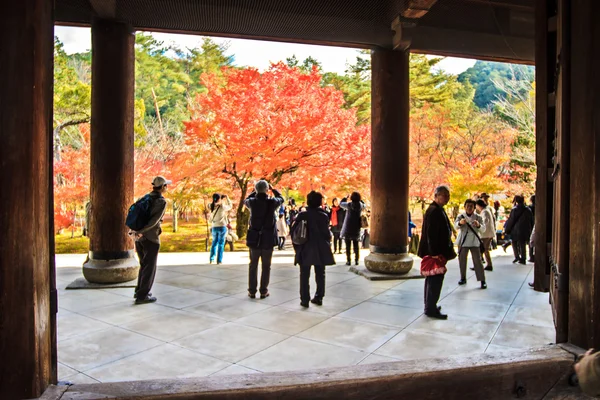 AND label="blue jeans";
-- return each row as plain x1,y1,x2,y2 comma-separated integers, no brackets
210,226,227,263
